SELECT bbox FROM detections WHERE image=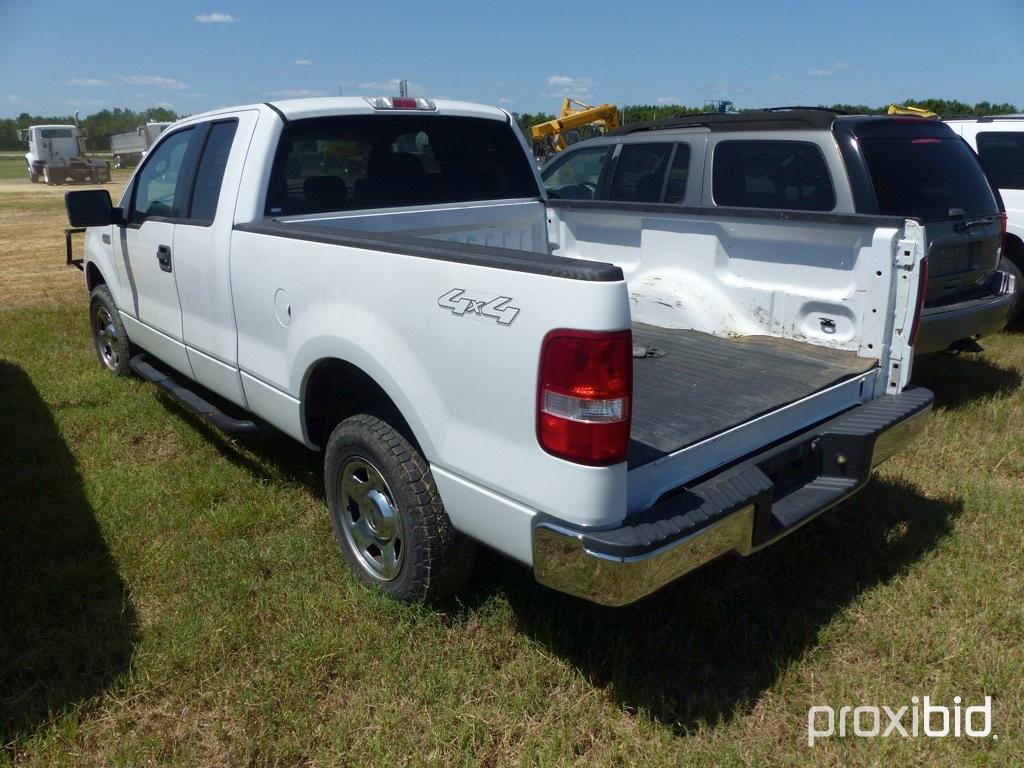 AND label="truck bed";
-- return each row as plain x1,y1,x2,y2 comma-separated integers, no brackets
629,324,875,468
